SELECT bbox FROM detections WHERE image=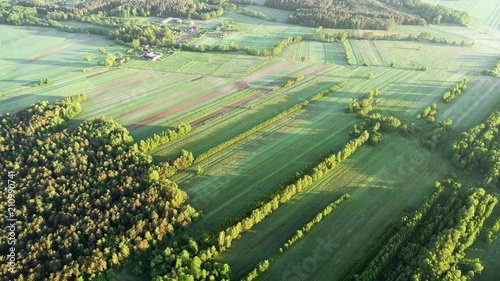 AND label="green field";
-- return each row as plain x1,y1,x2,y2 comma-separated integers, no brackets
127,51,269,78
3,5,500,281
243,5,294,22
193,12,314,50
277,41,348,64
425,0,500,29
